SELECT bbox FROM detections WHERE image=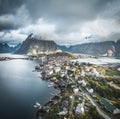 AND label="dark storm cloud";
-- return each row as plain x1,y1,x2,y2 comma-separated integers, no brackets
0,21,15,30
0,0,115,31
0,0,24,15
25,0,114,22
0,0,22,30
0,14,20,30
0,4,31,31
0,0,120,44
23,0,115,33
